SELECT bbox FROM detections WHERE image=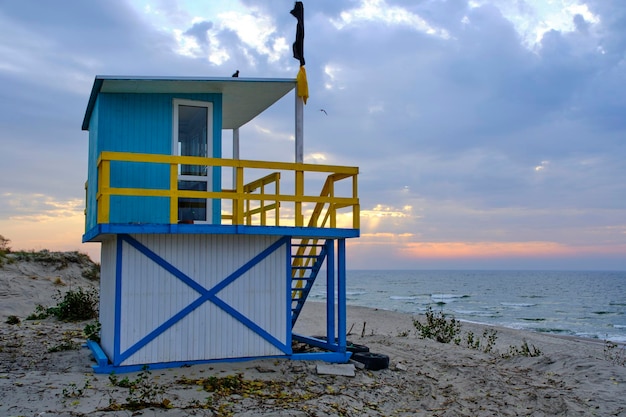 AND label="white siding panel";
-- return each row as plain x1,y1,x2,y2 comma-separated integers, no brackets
117,234,287,366
99,236,118,360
